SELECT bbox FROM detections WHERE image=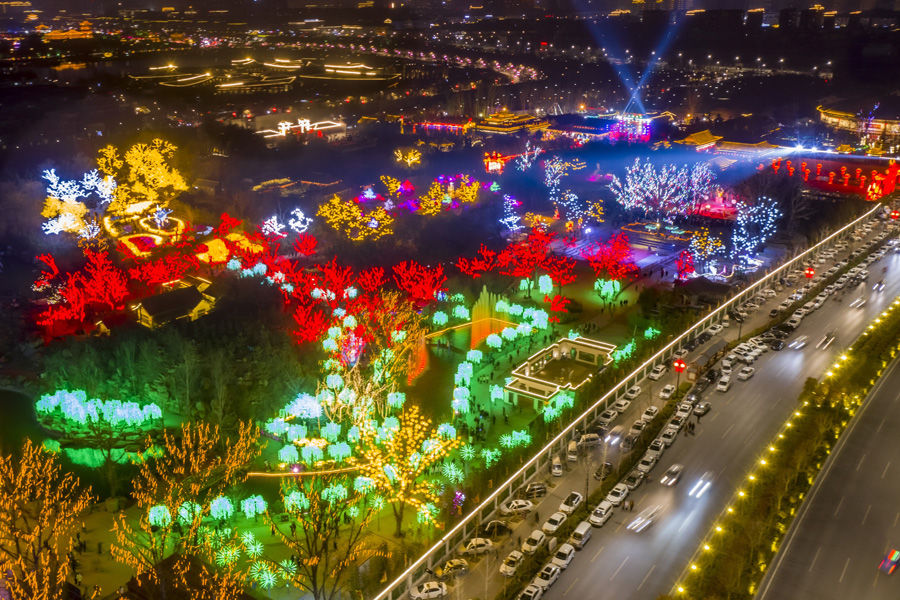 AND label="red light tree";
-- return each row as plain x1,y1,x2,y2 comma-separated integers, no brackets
675,250,695,280
581,232,638,281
